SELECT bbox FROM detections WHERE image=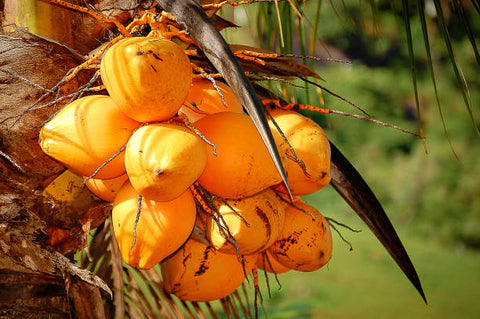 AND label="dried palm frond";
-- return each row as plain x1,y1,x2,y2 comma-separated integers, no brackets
77,218,256,318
